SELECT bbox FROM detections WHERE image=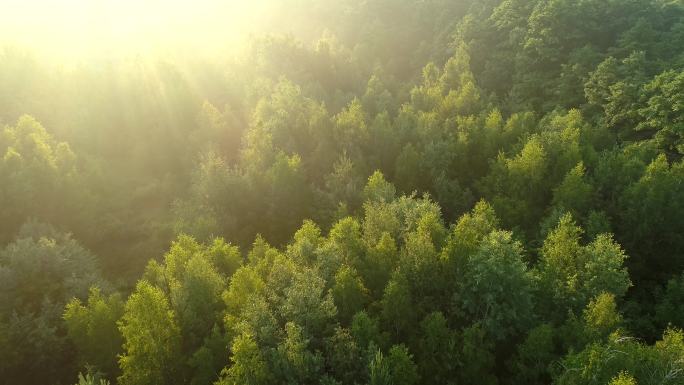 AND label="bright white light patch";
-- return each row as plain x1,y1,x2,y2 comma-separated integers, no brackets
0,0,270,60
